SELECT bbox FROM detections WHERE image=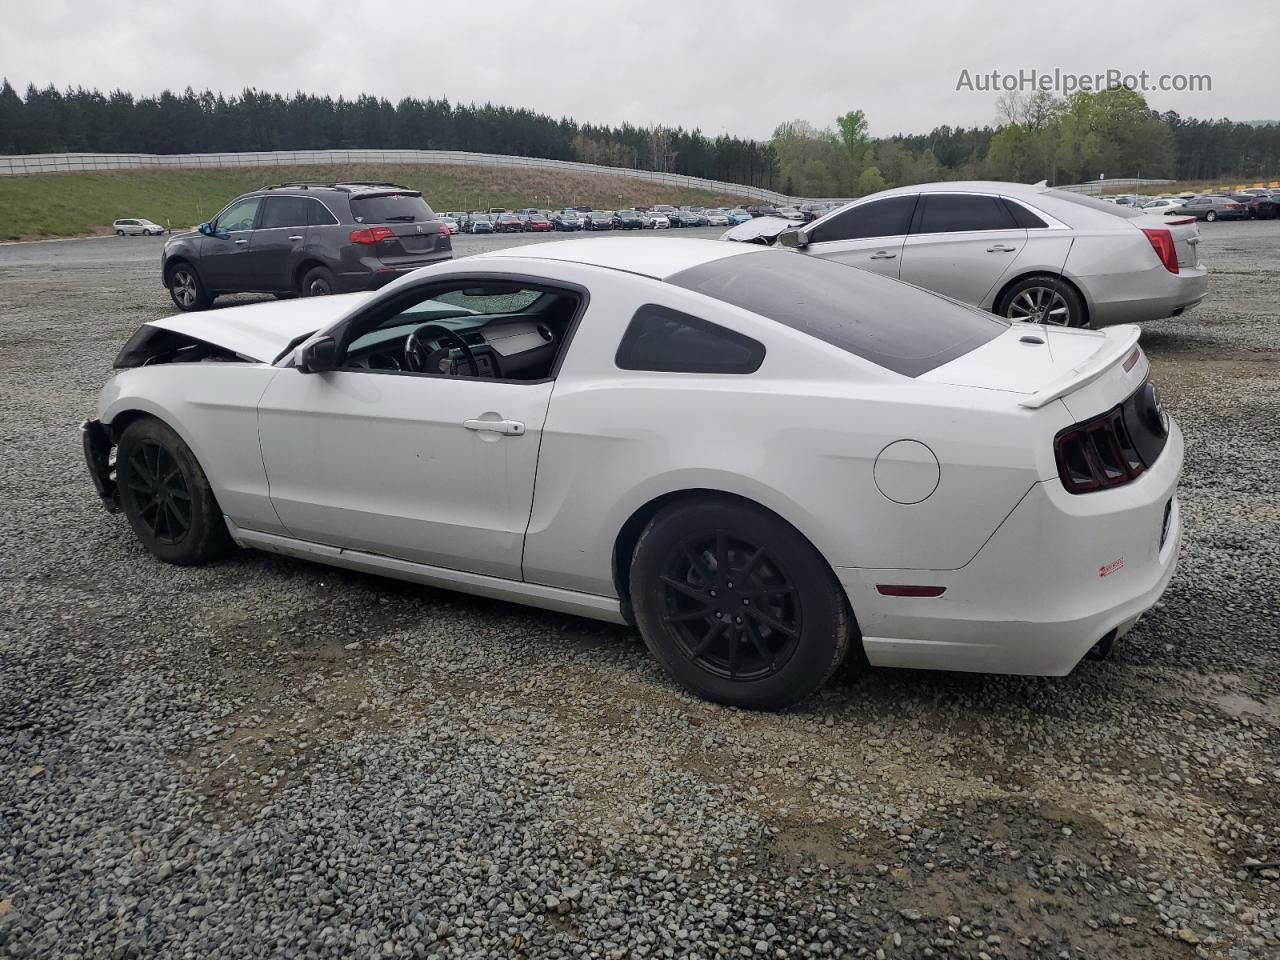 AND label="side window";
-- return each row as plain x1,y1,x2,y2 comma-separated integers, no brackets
809,195,916,244
309,200,339,226
259,196,314,229
215,197,261,232
916,194,1019,233
615,304,765,374
1002,199,1049,229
